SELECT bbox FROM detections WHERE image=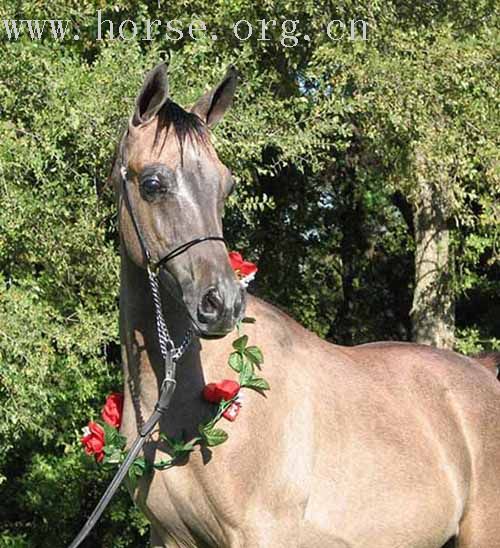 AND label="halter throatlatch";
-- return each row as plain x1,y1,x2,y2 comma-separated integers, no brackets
69,166,228,548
